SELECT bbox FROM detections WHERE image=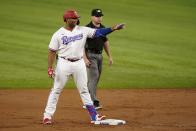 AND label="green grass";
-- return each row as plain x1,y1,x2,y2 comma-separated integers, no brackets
0,0,196,88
